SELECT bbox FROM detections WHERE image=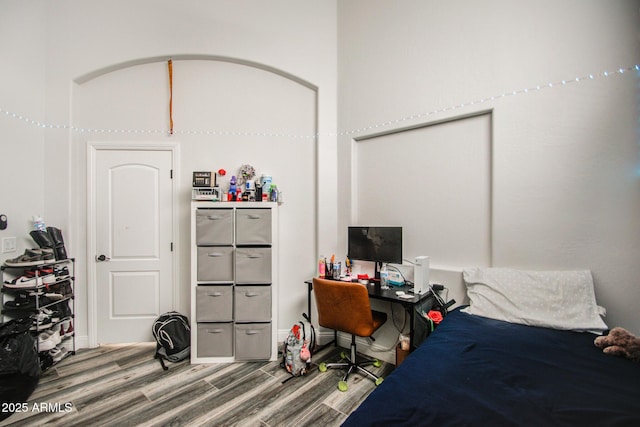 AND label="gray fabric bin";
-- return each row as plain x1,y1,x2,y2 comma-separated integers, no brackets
235,285,271,322
235,322,271,360
197,322,233,357
197,246,234,282
236,209,271,245
196,285,233,322
196,208,233,245
235,247,271,284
